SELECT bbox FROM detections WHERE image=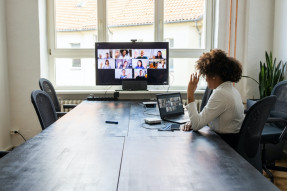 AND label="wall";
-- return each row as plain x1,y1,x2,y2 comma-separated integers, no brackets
6,0,44,146
0,0,12,150
214,0,275,101
243,0,275,100
273,0,287,79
